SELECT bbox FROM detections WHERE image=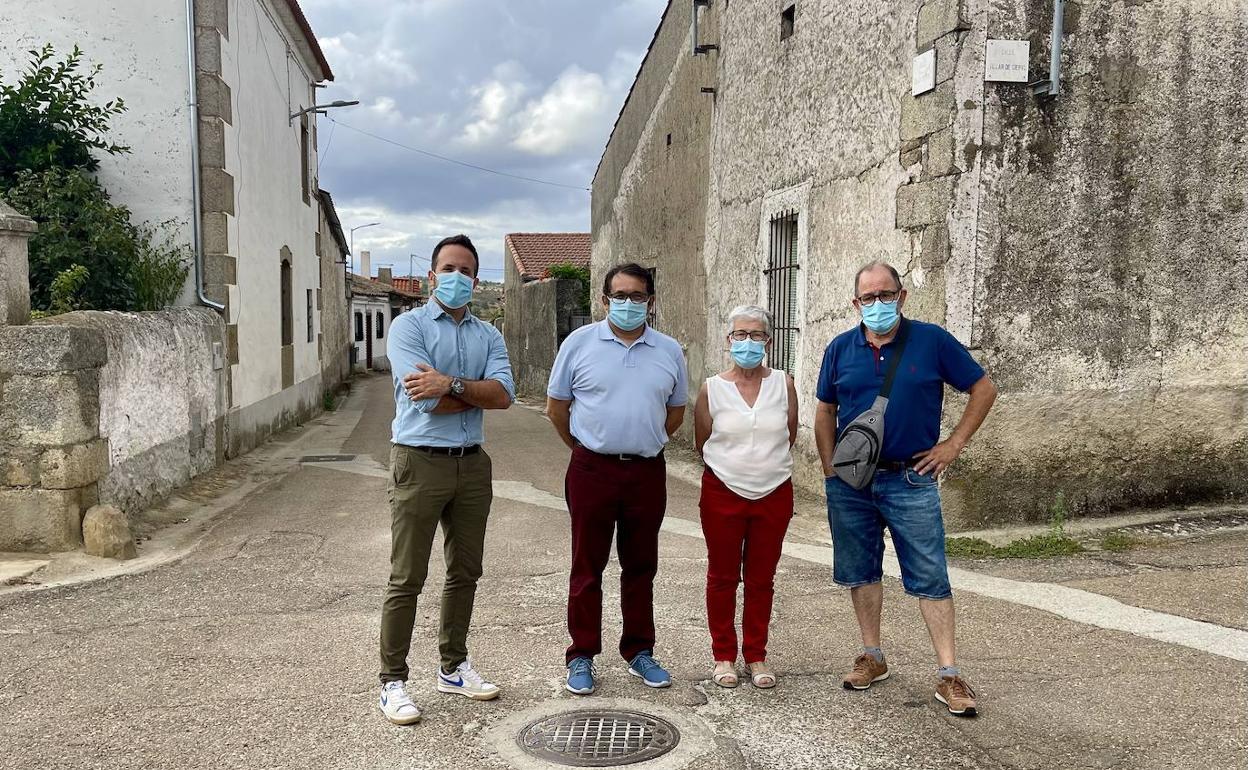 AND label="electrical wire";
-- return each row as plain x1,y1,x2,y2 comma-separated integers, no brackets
325,116,591,192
